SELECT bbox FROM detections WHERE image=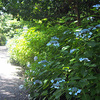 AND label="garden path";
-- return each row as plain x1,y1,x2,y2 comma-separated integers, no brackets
0,46,28,100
